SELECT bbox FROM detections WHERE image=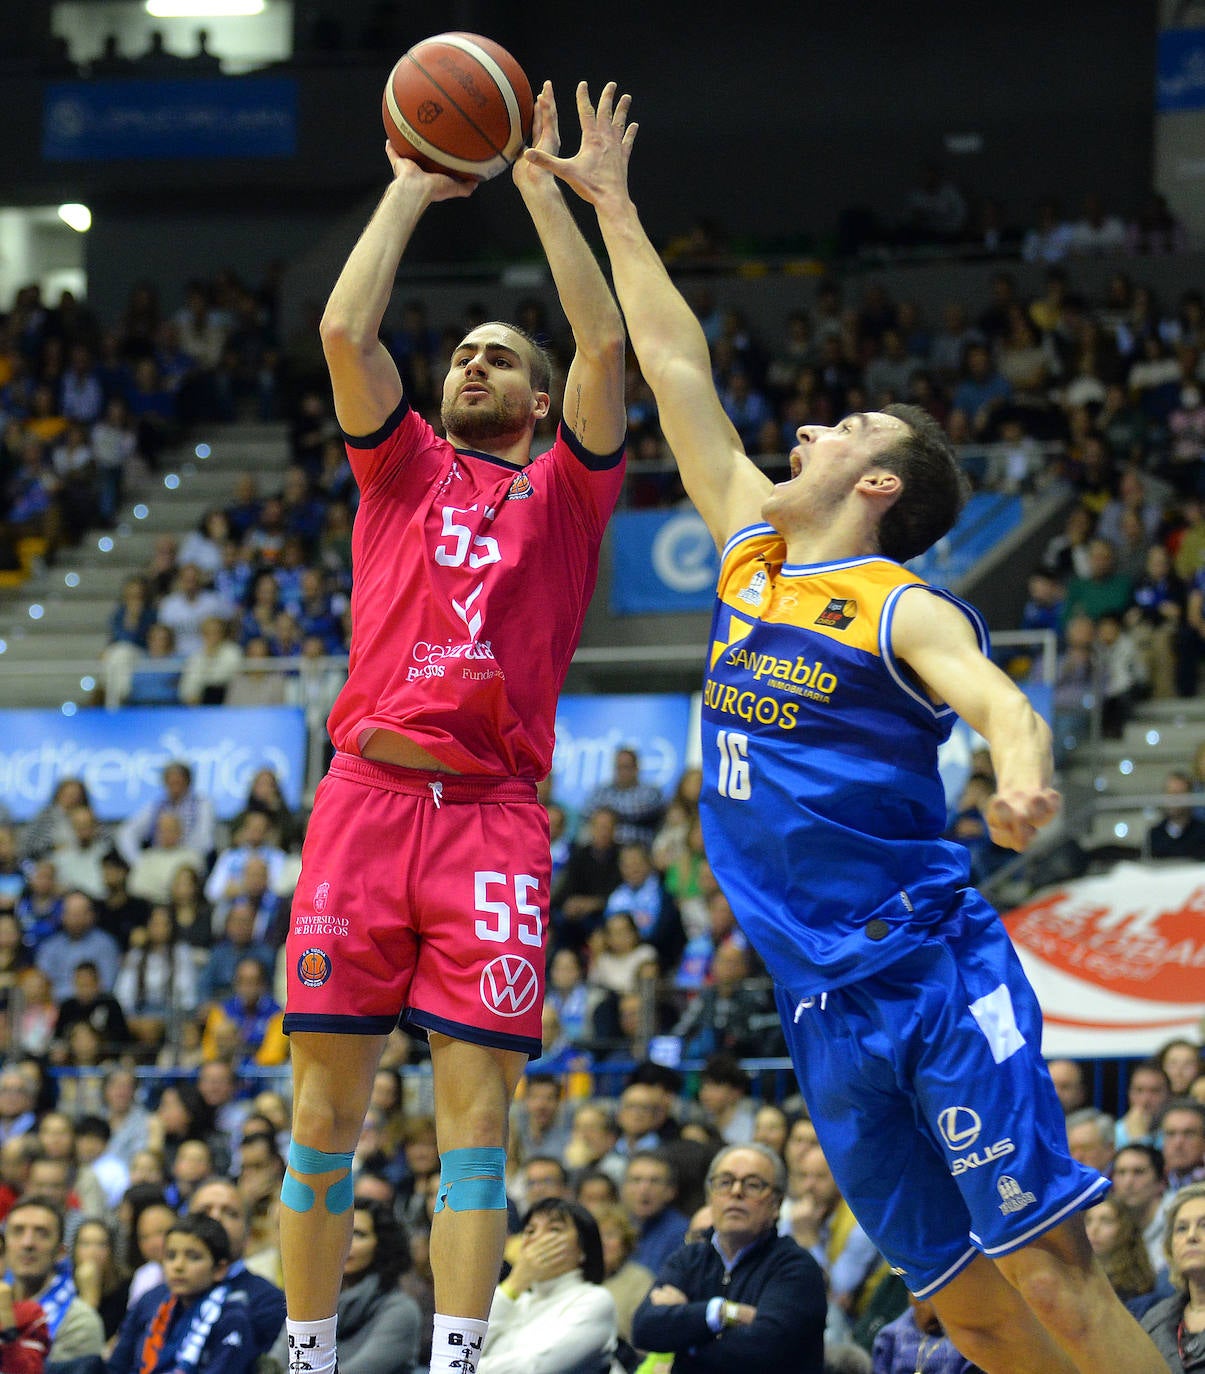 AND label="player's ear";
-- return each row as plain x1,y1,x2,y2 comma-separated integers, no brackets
858,470,901,499
532,390,552,420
